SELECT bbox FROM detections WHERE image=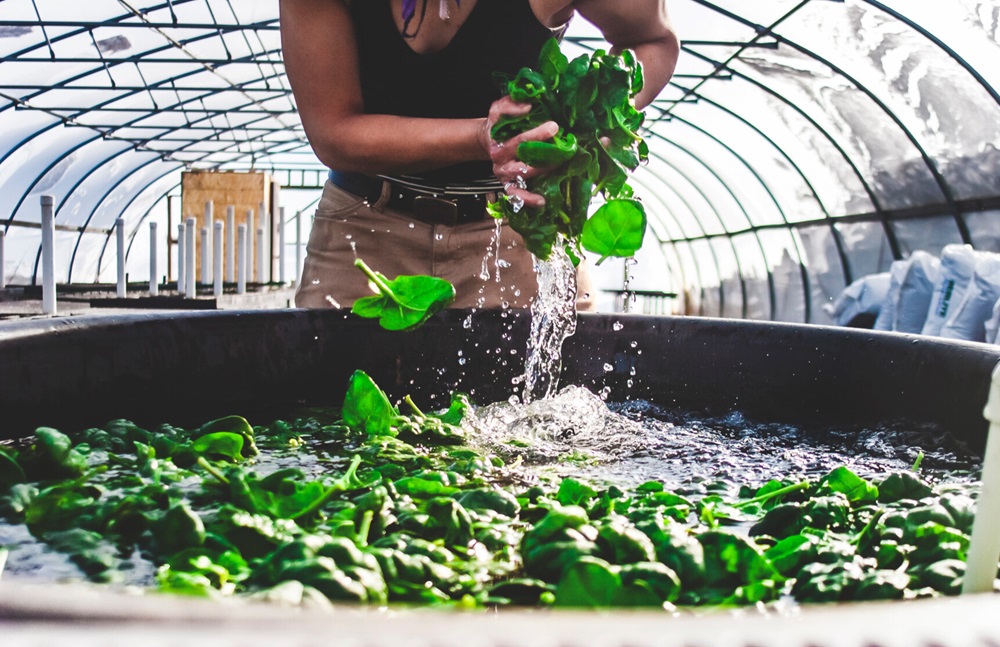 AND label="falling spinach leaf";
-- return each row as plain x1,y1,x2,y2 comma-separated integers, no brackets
351,258,455,332
580,199,647,265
